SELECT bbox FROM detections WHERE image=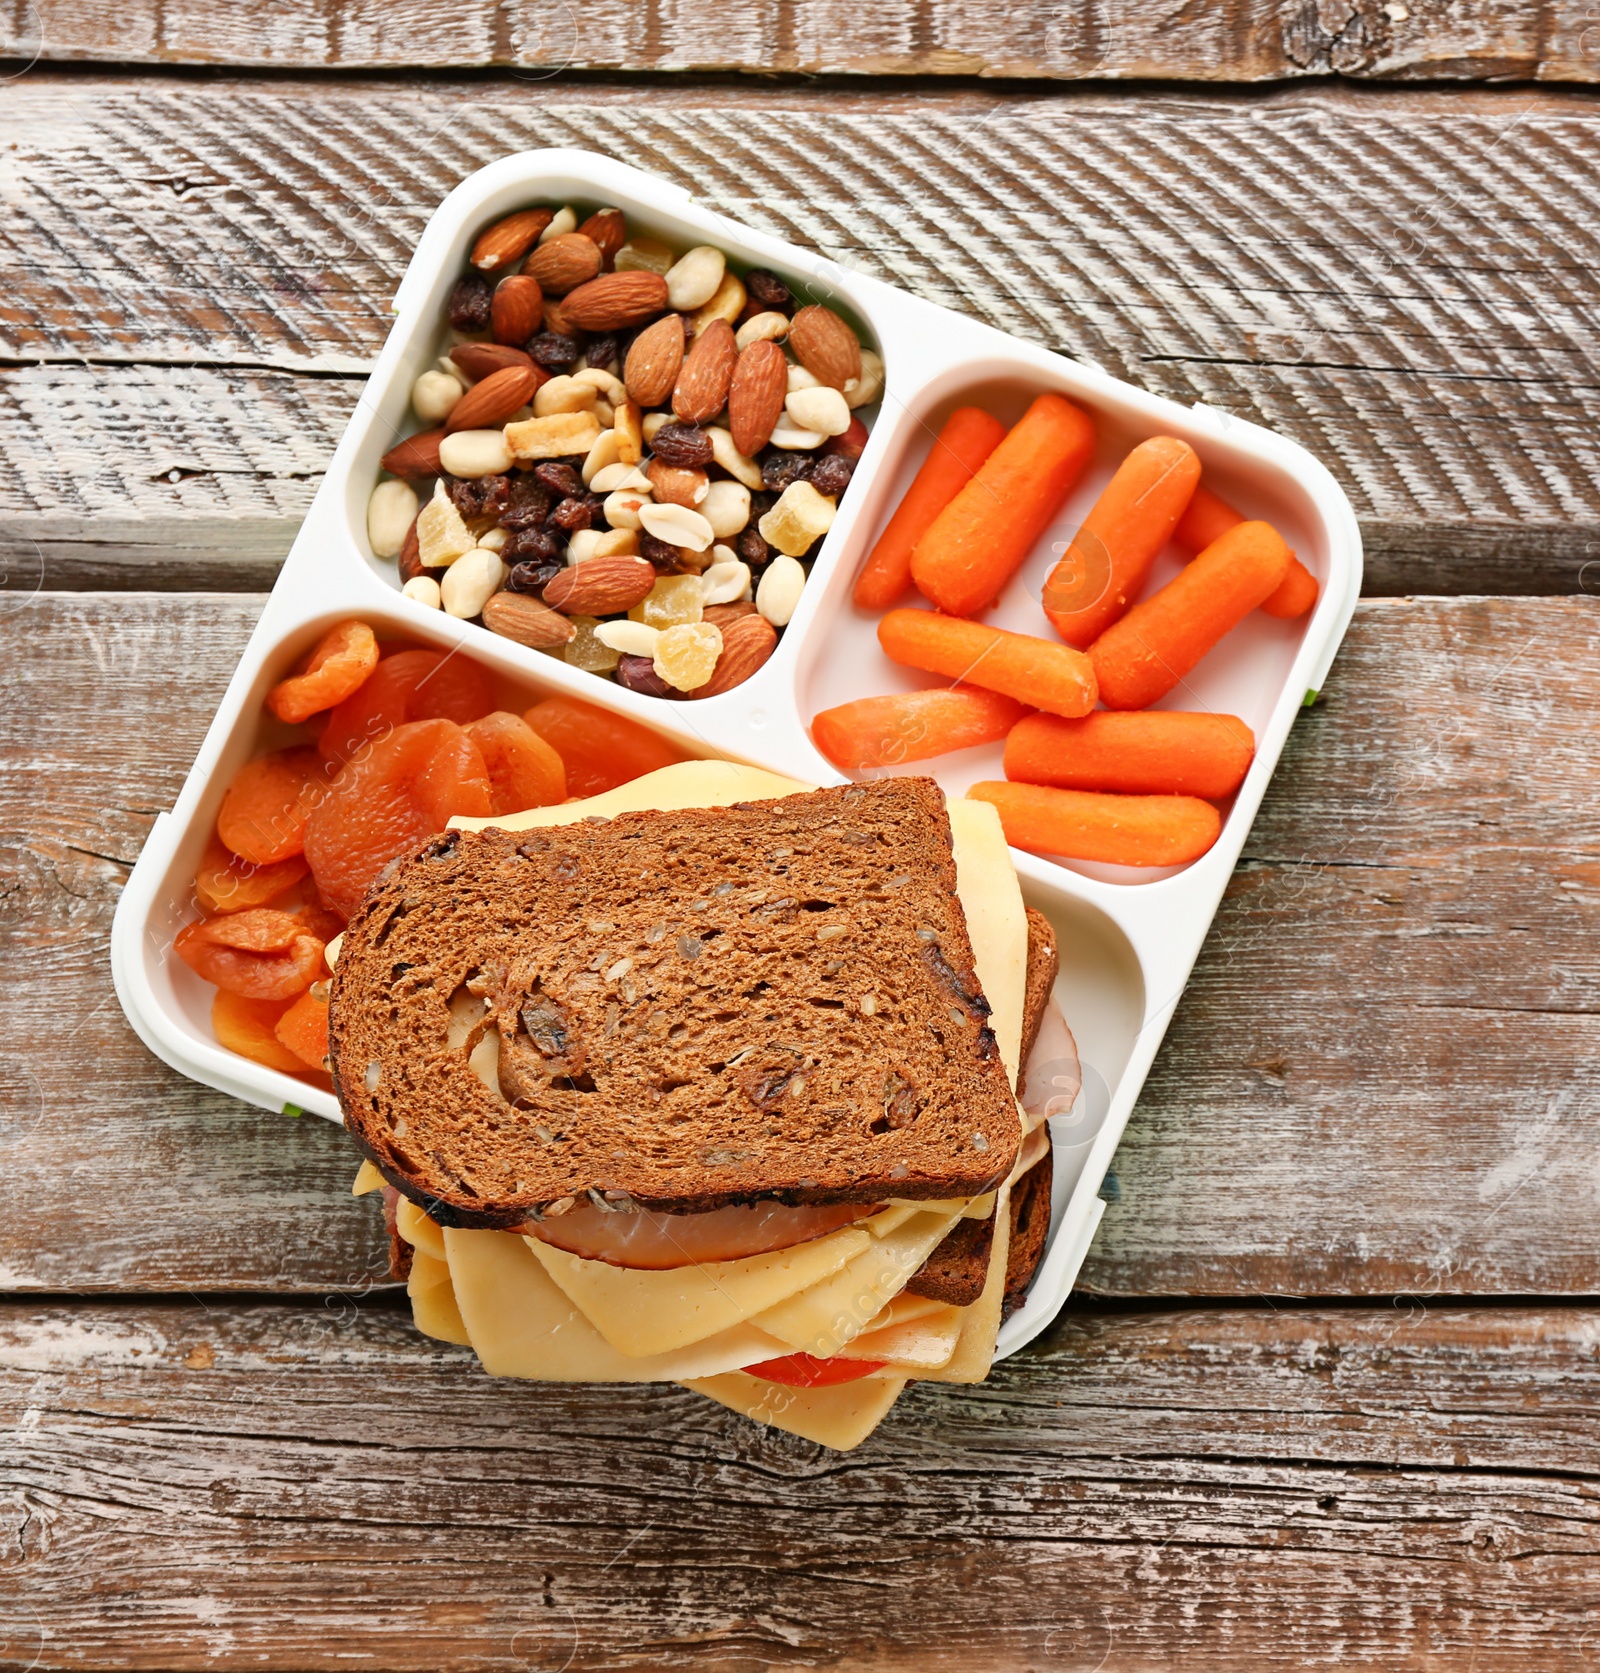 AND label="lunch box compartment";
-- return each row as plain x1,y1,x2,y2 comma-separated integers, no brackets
111,149,1362,1358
